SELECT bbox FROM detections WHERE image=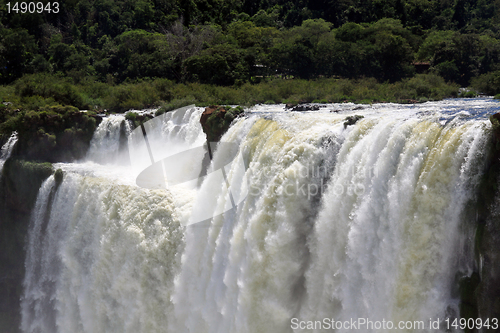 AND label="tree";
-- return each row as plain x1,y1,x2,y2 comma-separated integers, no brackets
108,30,178,81
416,30,456,61
184,44,249,85
270,19,331,78
0,28,37,83
165,22,224,80
329,19,414,81
365,19,414,81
